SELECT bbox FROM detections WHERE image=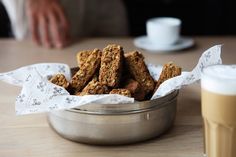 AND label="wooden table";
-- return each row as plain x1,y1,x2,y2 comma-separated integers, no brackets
0,37,235,157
